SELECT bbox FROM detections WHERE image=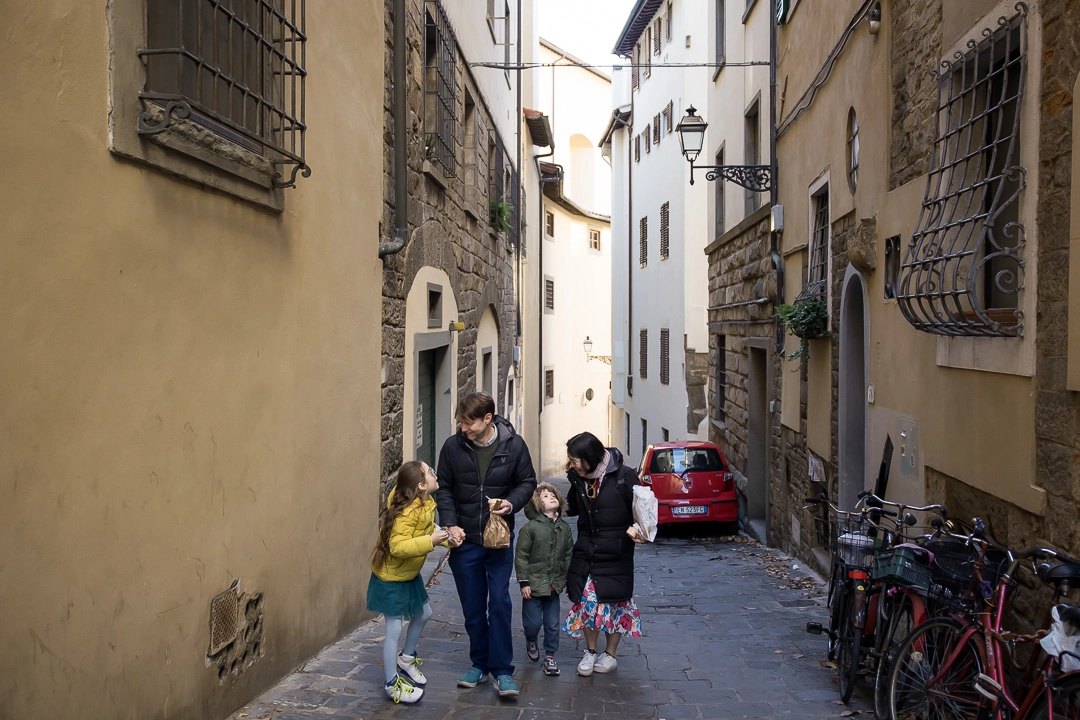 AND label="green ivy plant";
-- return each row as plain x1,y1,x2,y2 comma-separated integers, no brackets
490,195,514,234
775,296,831,362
